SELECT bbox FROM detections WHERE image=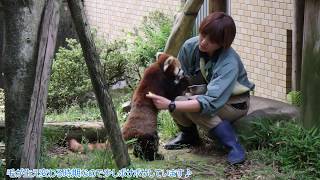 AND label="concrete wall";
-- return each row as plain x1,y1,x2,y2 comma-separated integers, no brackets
83,0,182,41
83,0,294,102
231,0,293,101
